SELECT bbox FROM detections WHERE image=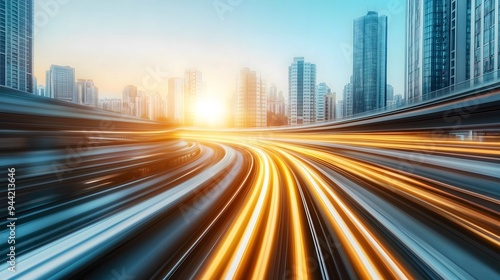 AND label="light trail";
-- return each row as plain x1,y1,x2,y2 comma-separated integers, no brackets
1,130,498,279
